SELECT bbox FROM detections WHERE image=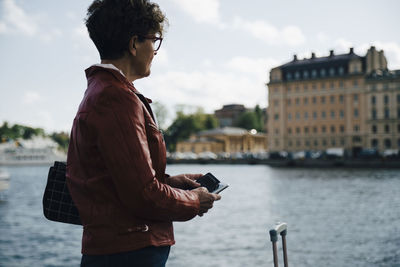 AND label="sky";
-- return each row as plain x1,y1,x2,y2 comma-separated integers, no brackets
0,0,399,132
